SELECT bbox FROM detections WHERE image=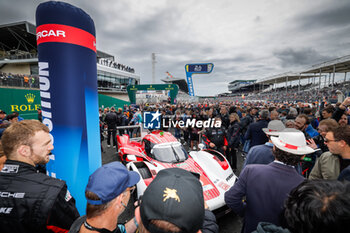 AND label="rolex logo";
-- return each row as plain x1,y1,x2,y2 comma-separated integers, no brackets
25,94,35,104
